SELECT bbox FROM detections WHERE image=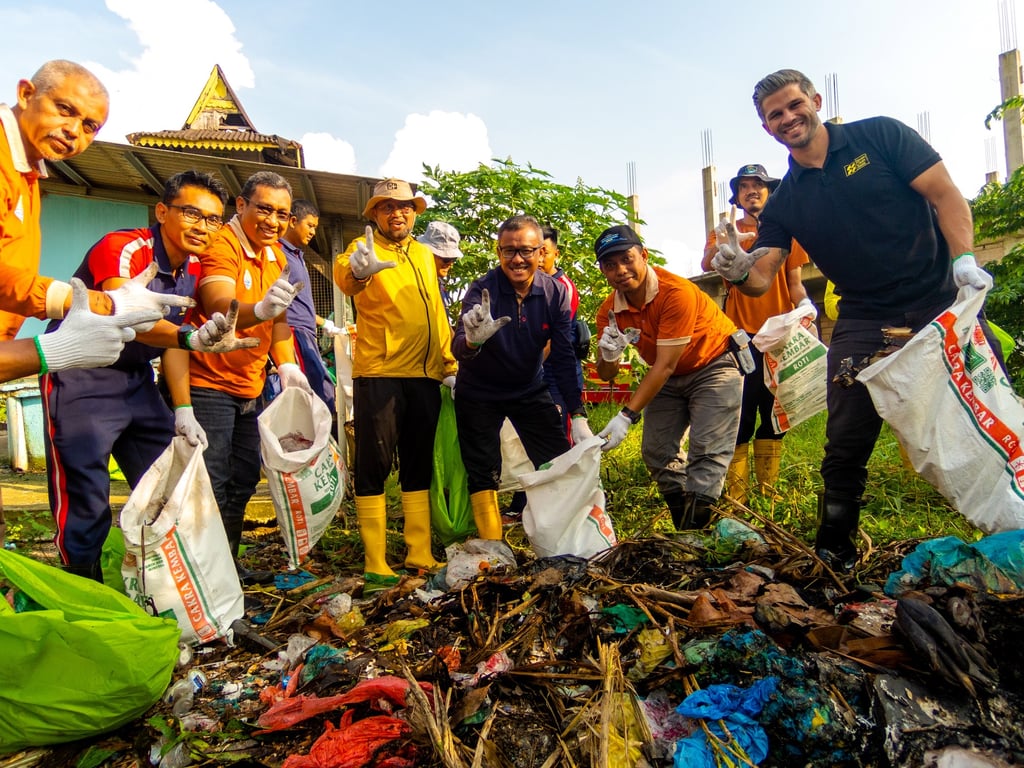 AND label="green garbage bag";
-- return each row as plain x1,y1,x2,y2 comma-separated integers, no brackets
430,386,475,545
0,549,181,753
